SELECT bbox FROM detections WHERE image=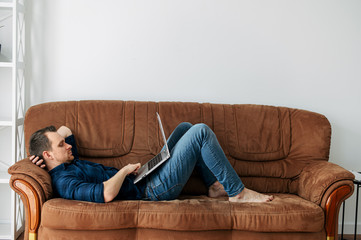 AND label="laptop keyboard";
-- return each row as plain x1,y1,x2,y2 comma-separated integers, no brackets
148,153,163,170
